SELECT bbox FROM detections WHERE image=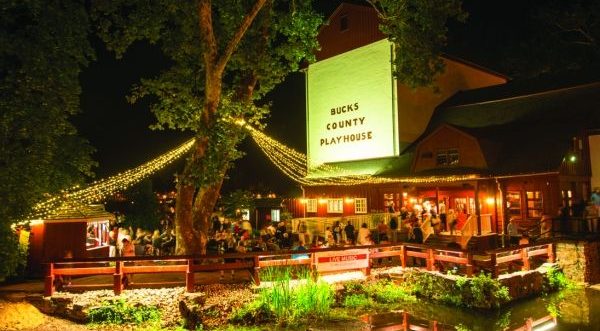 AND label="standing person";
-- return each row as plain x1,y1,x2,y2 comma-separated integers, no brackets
121,238,135,286
389,216,399,243
297,220,307,245
377,221,389,243
584,200,599,233
357,223,372,245
325,227,334,246
333,221,342,245
447,209,457,234
108,226,118,257
507,218,521,246
344,222,355,245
